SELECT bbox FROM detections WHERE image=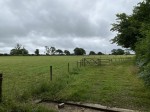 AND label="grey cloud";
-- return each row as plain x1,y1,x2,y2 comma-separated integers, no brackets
0,0,112,38
0,0,140,53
